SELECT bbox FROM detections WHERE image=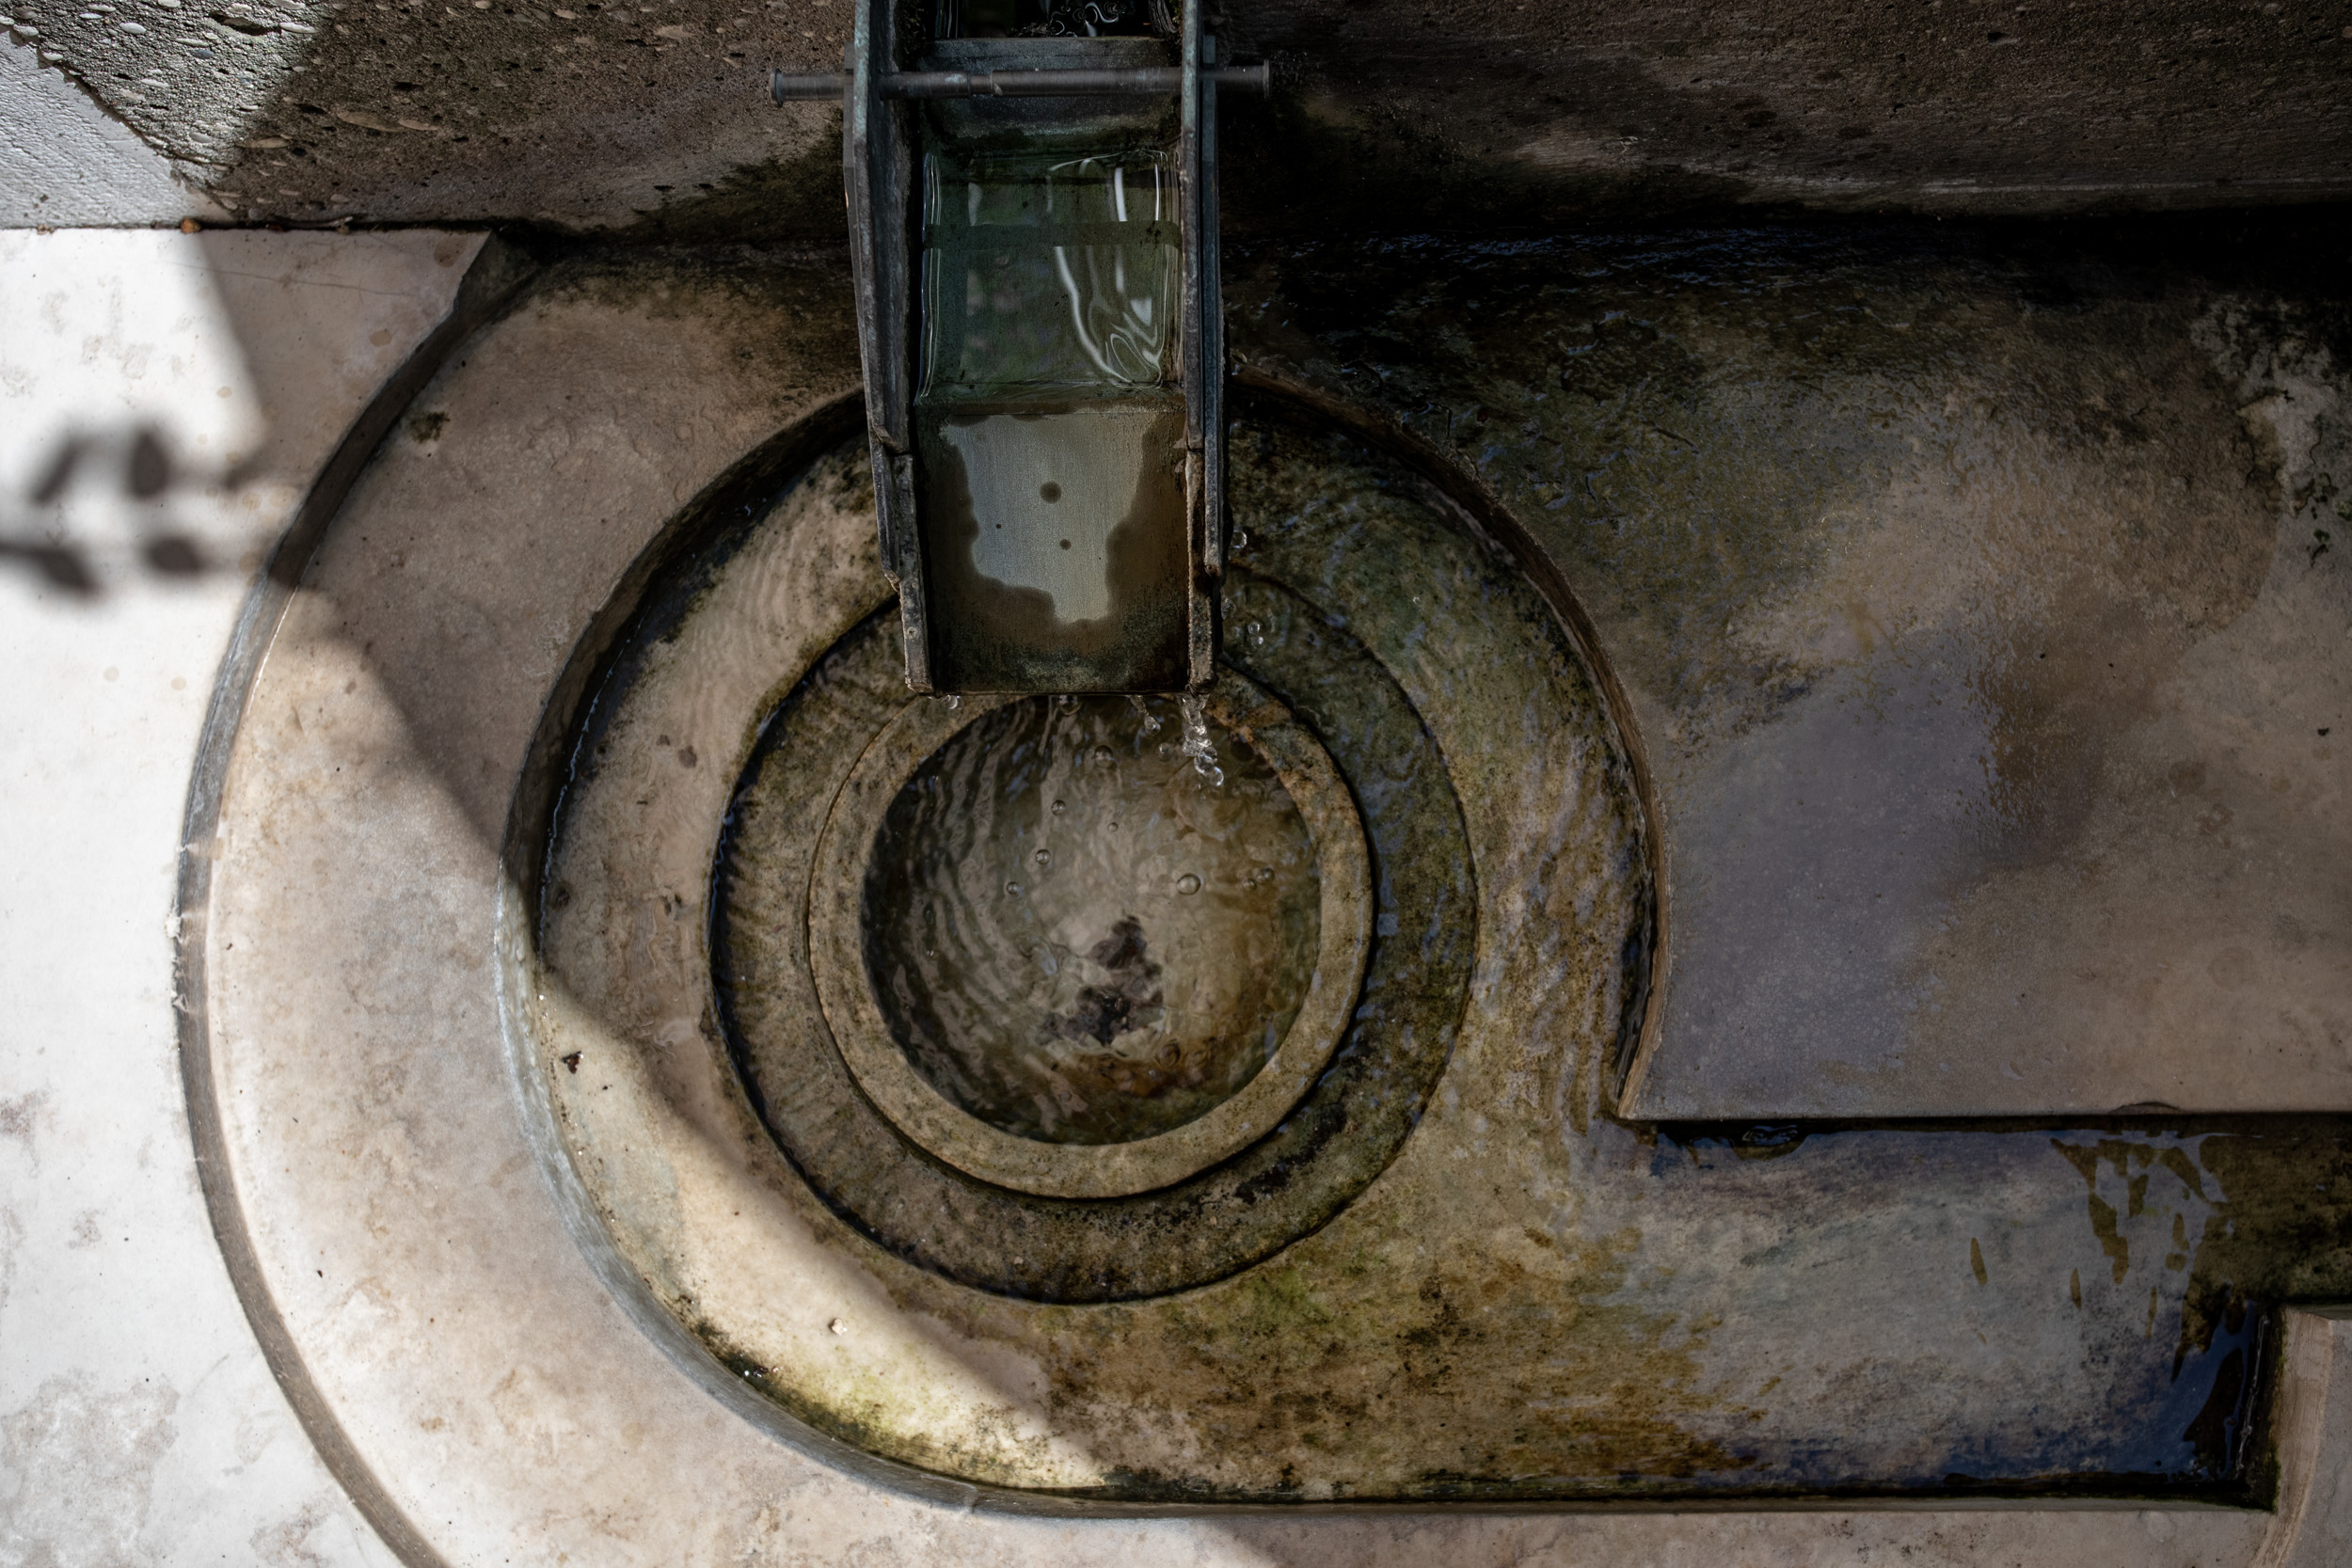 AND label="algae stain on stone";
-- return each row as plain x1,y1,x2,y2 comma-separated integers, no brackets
2047,1122,2352,1483
2054,1140,2137,1284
